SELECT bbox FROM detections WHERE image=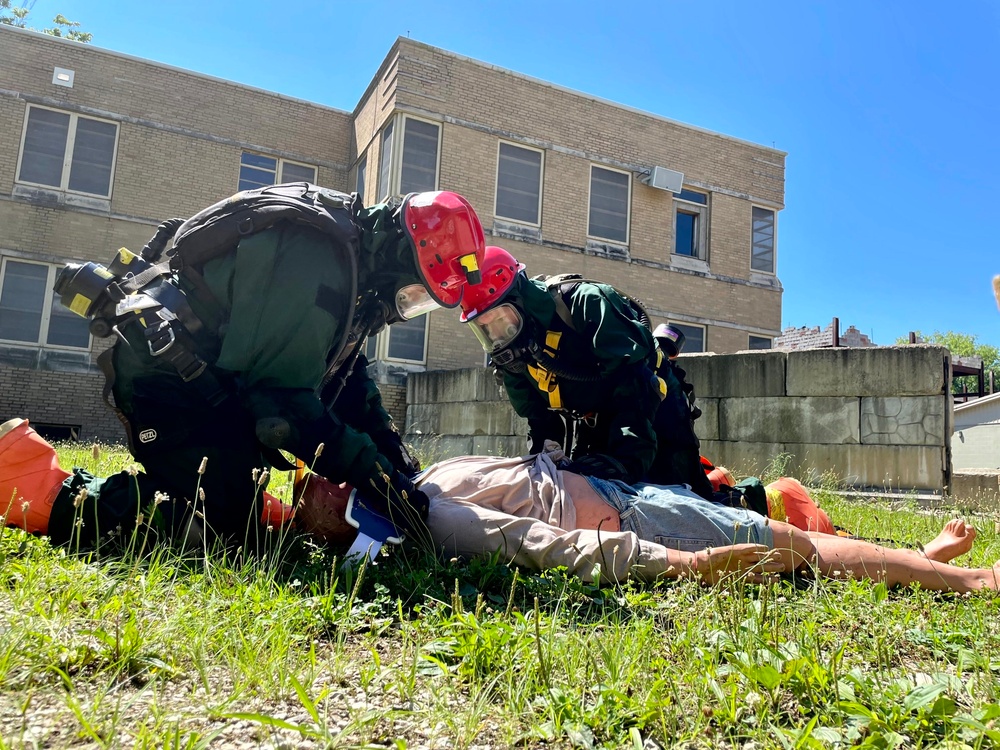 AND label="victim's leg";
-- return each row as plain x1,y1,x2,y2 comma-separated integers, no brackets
807,529,999,593
921,518,976,563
